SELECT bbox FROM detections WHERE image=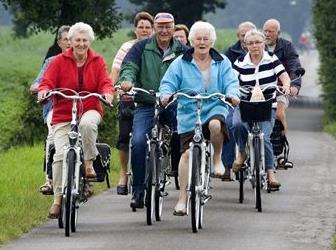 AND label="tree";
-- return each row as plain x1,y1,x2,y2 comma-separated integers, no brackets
0,0,122,39
129,0,226,28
